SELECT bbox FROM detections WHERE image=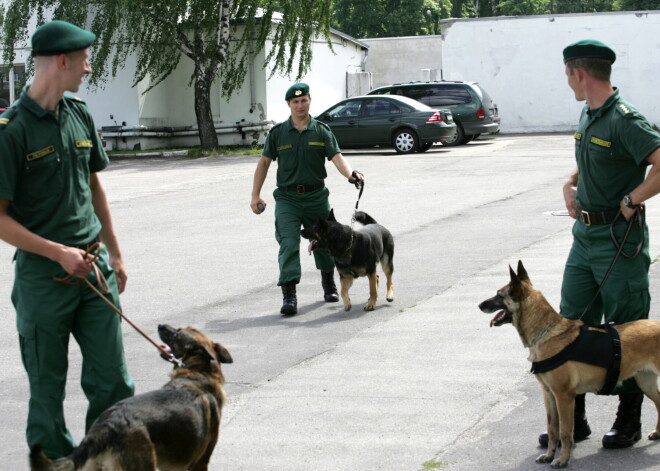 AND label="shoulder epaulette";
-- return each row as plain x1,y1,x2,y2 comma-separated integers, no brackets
0,107,19,129
317,120,331,131
64,95,86,105
615,102,637,118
